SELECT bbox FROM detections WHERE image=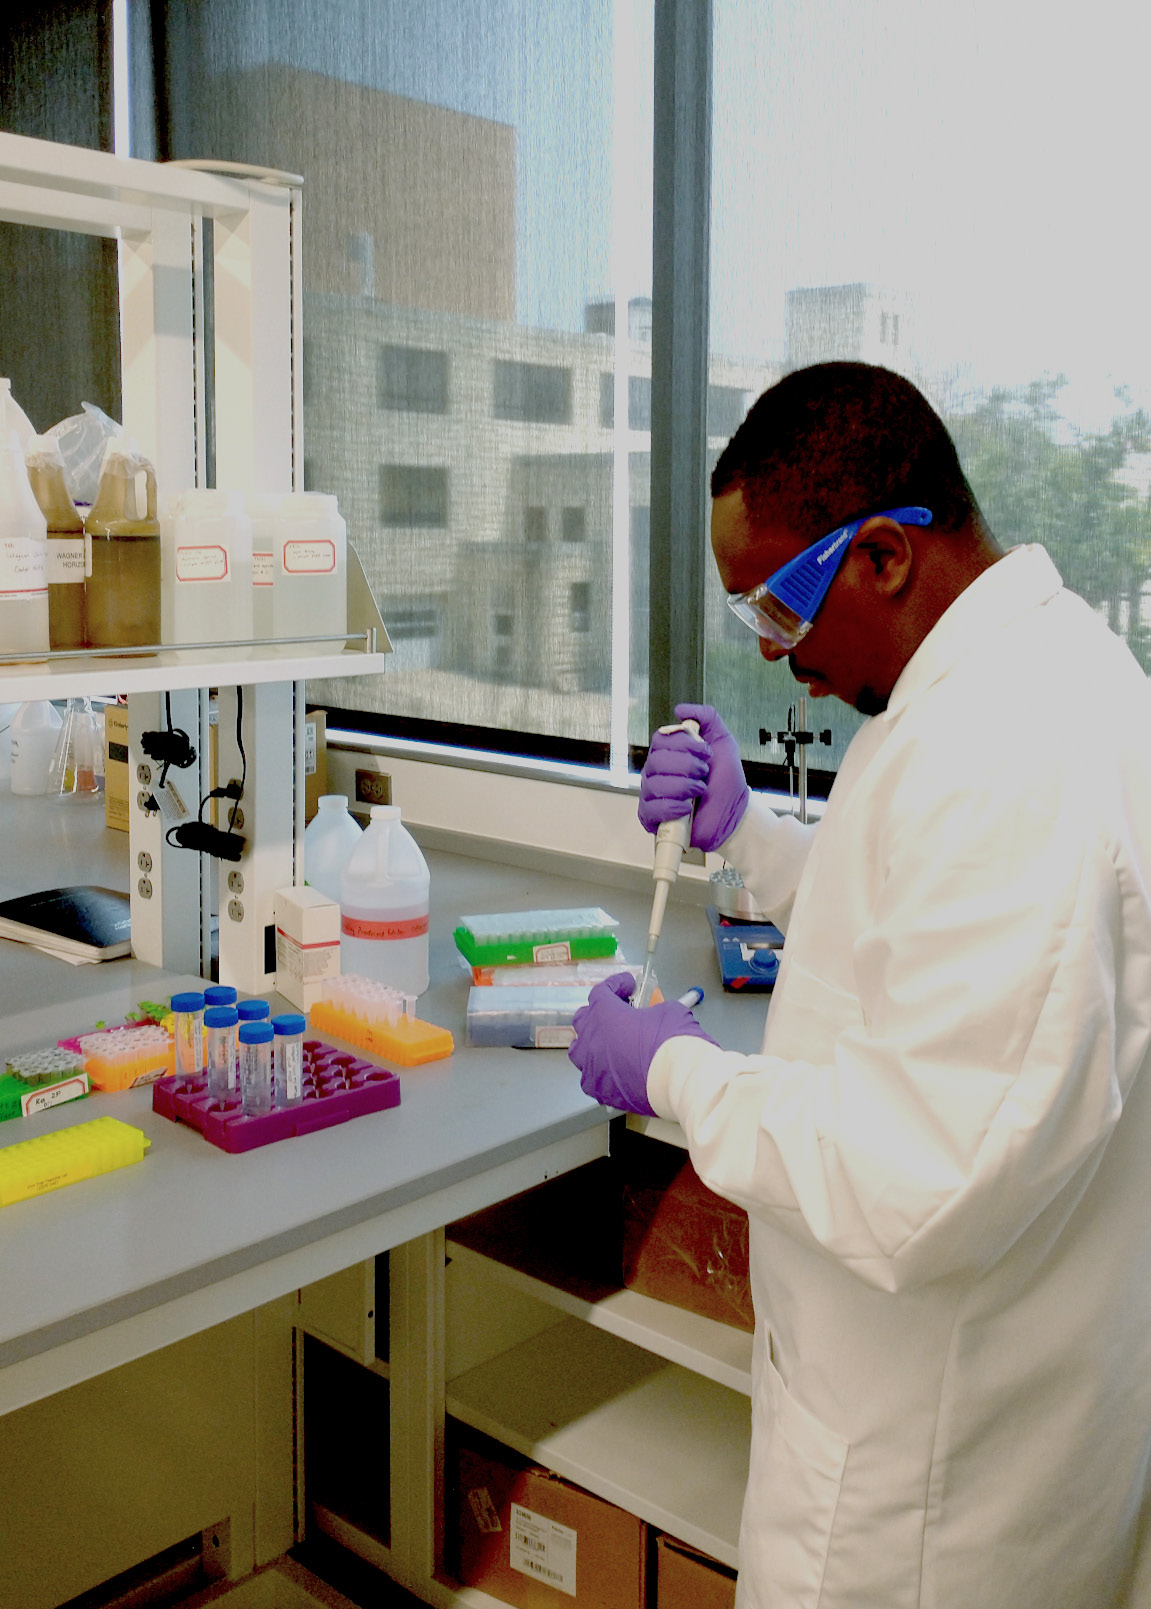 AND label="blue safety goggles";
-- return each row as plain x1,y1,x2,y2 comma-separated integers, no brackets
725,505,933,650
